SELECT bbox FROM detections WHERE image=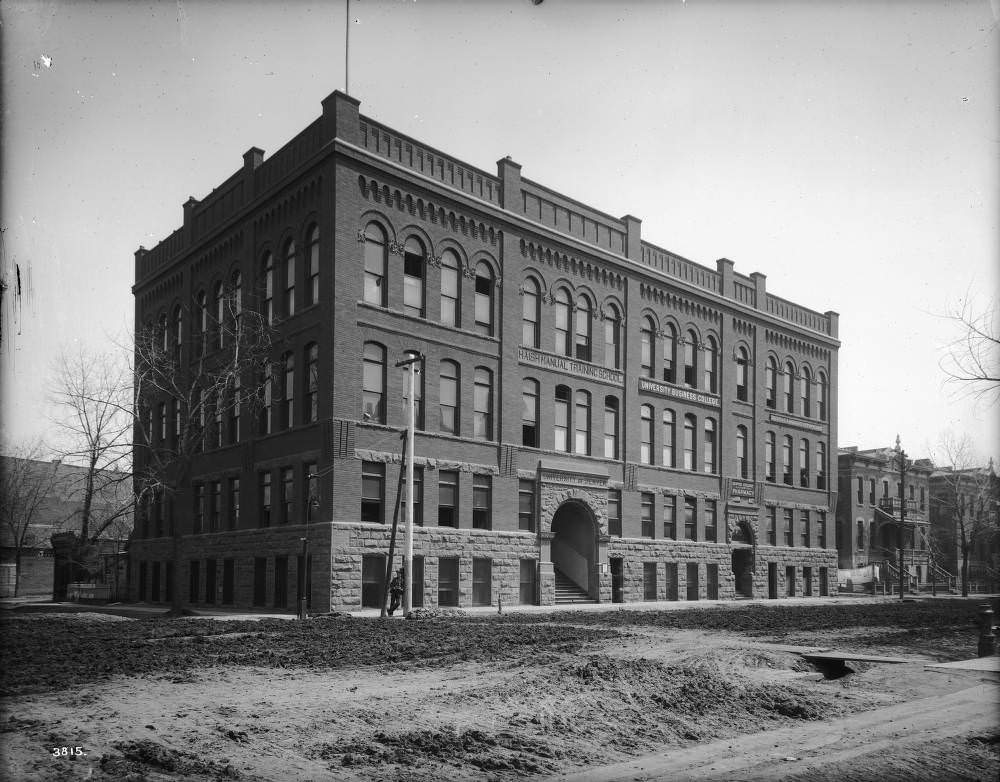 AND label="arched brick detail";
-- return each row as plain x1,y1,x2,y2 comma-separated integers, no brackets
539,488,607,537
